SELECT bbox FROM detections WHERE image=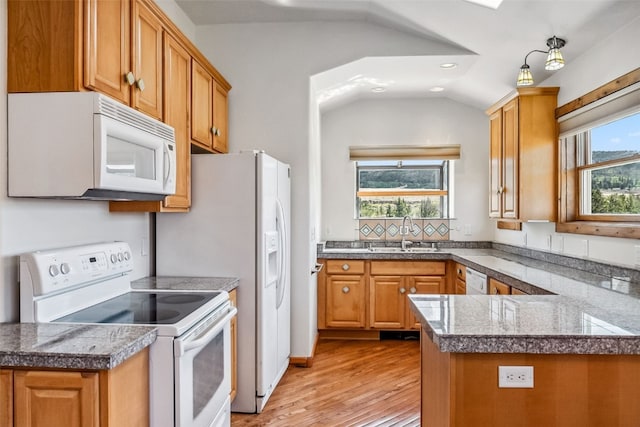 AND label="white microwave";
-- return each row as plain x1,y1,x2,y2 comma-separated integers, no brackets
8,92,177,201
